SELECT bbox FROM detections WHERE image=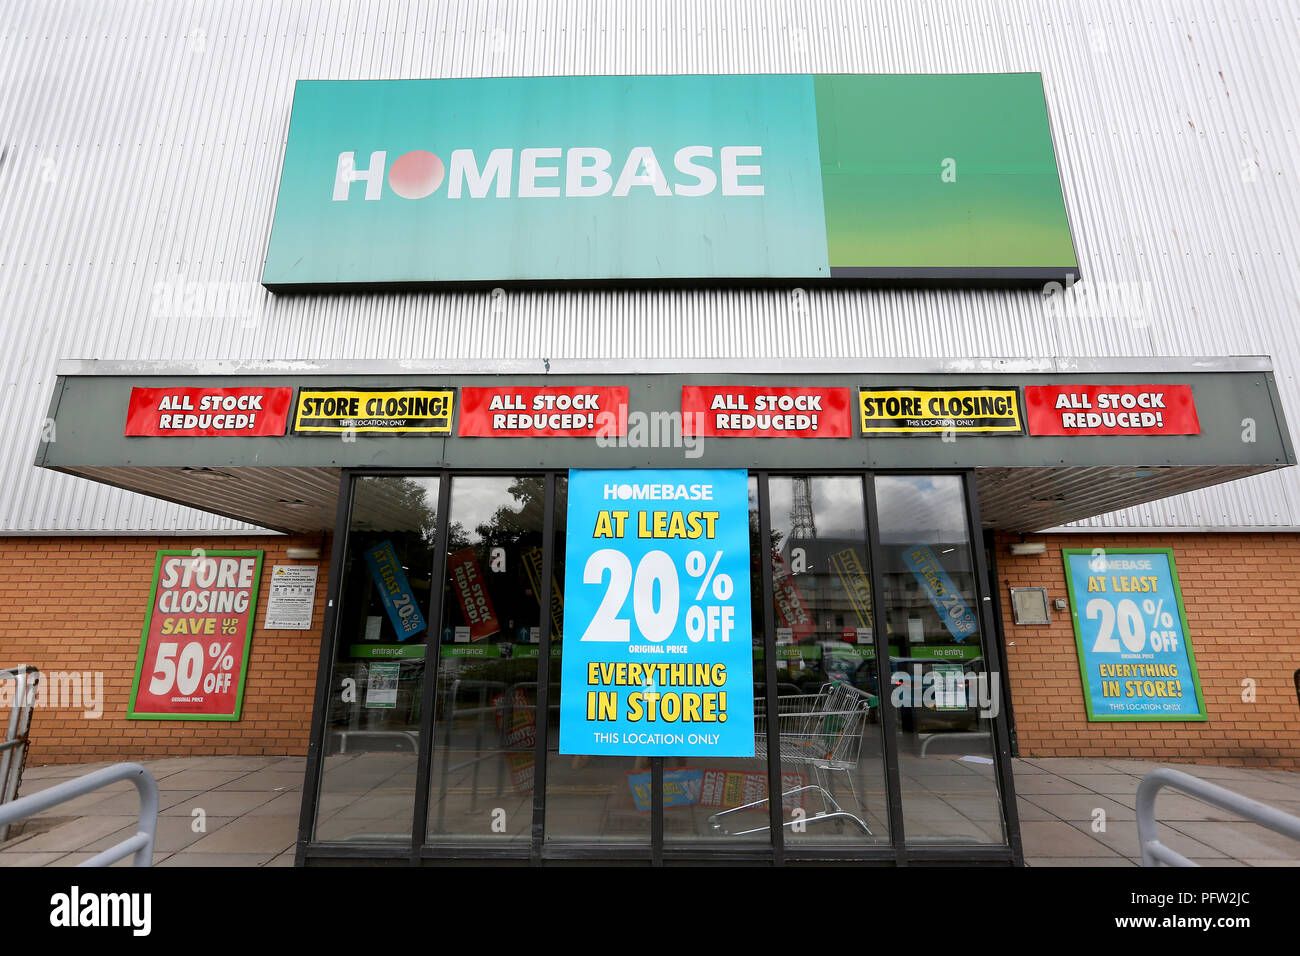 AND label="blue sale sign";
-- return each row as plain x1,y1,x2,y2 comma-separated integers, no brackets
559,469,754,756
1063,548,1206,721
902,544,978,642
364,540,427,640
